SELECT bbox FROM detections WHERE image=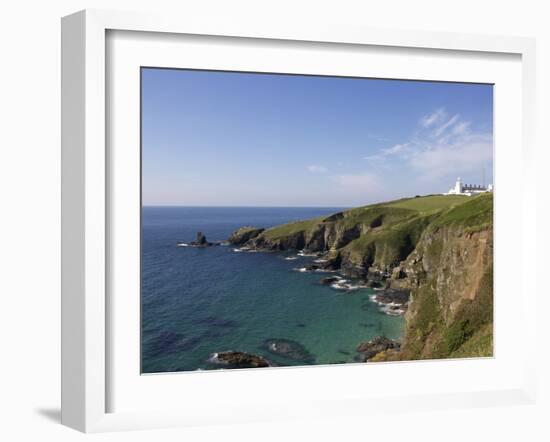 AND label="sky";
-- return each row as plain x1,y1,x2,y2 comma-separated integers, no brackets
142,68,493,207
